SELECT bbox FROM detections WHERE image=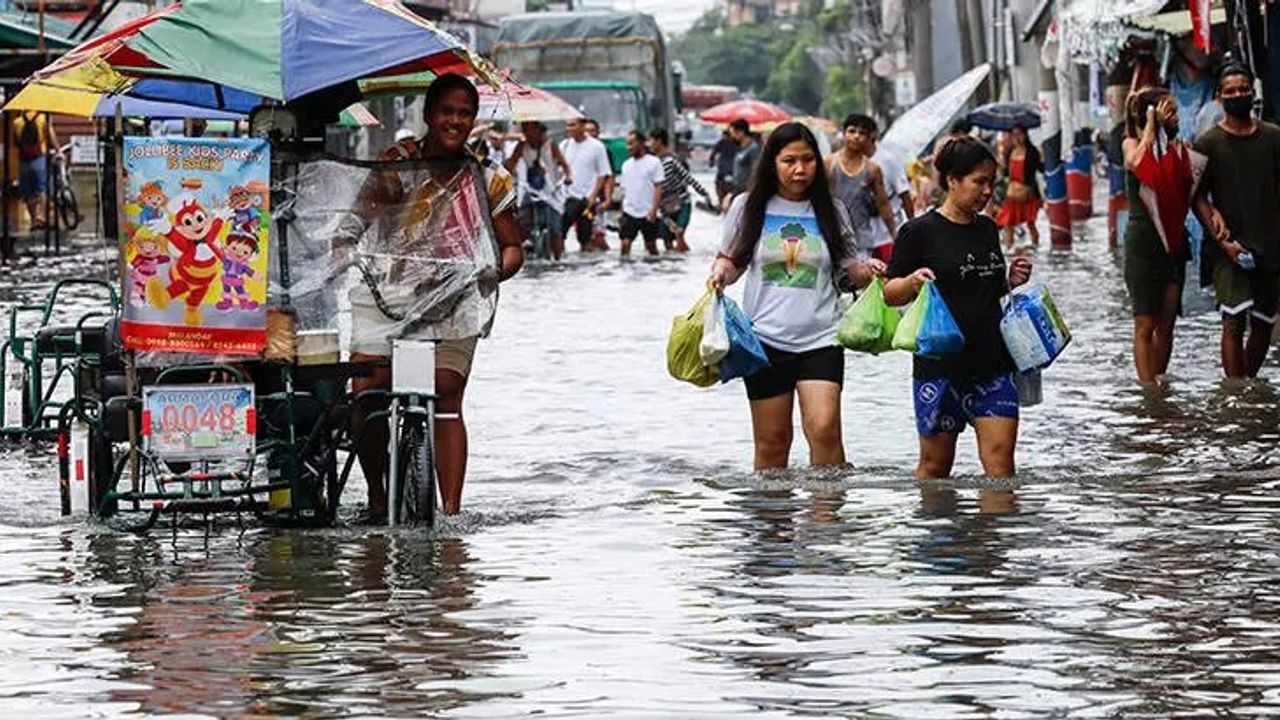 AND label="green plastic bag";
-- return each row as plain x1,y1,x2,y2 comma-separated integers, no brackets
892,280,932,352
837,277,889,353
667,290,721,387
877,294,901,353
